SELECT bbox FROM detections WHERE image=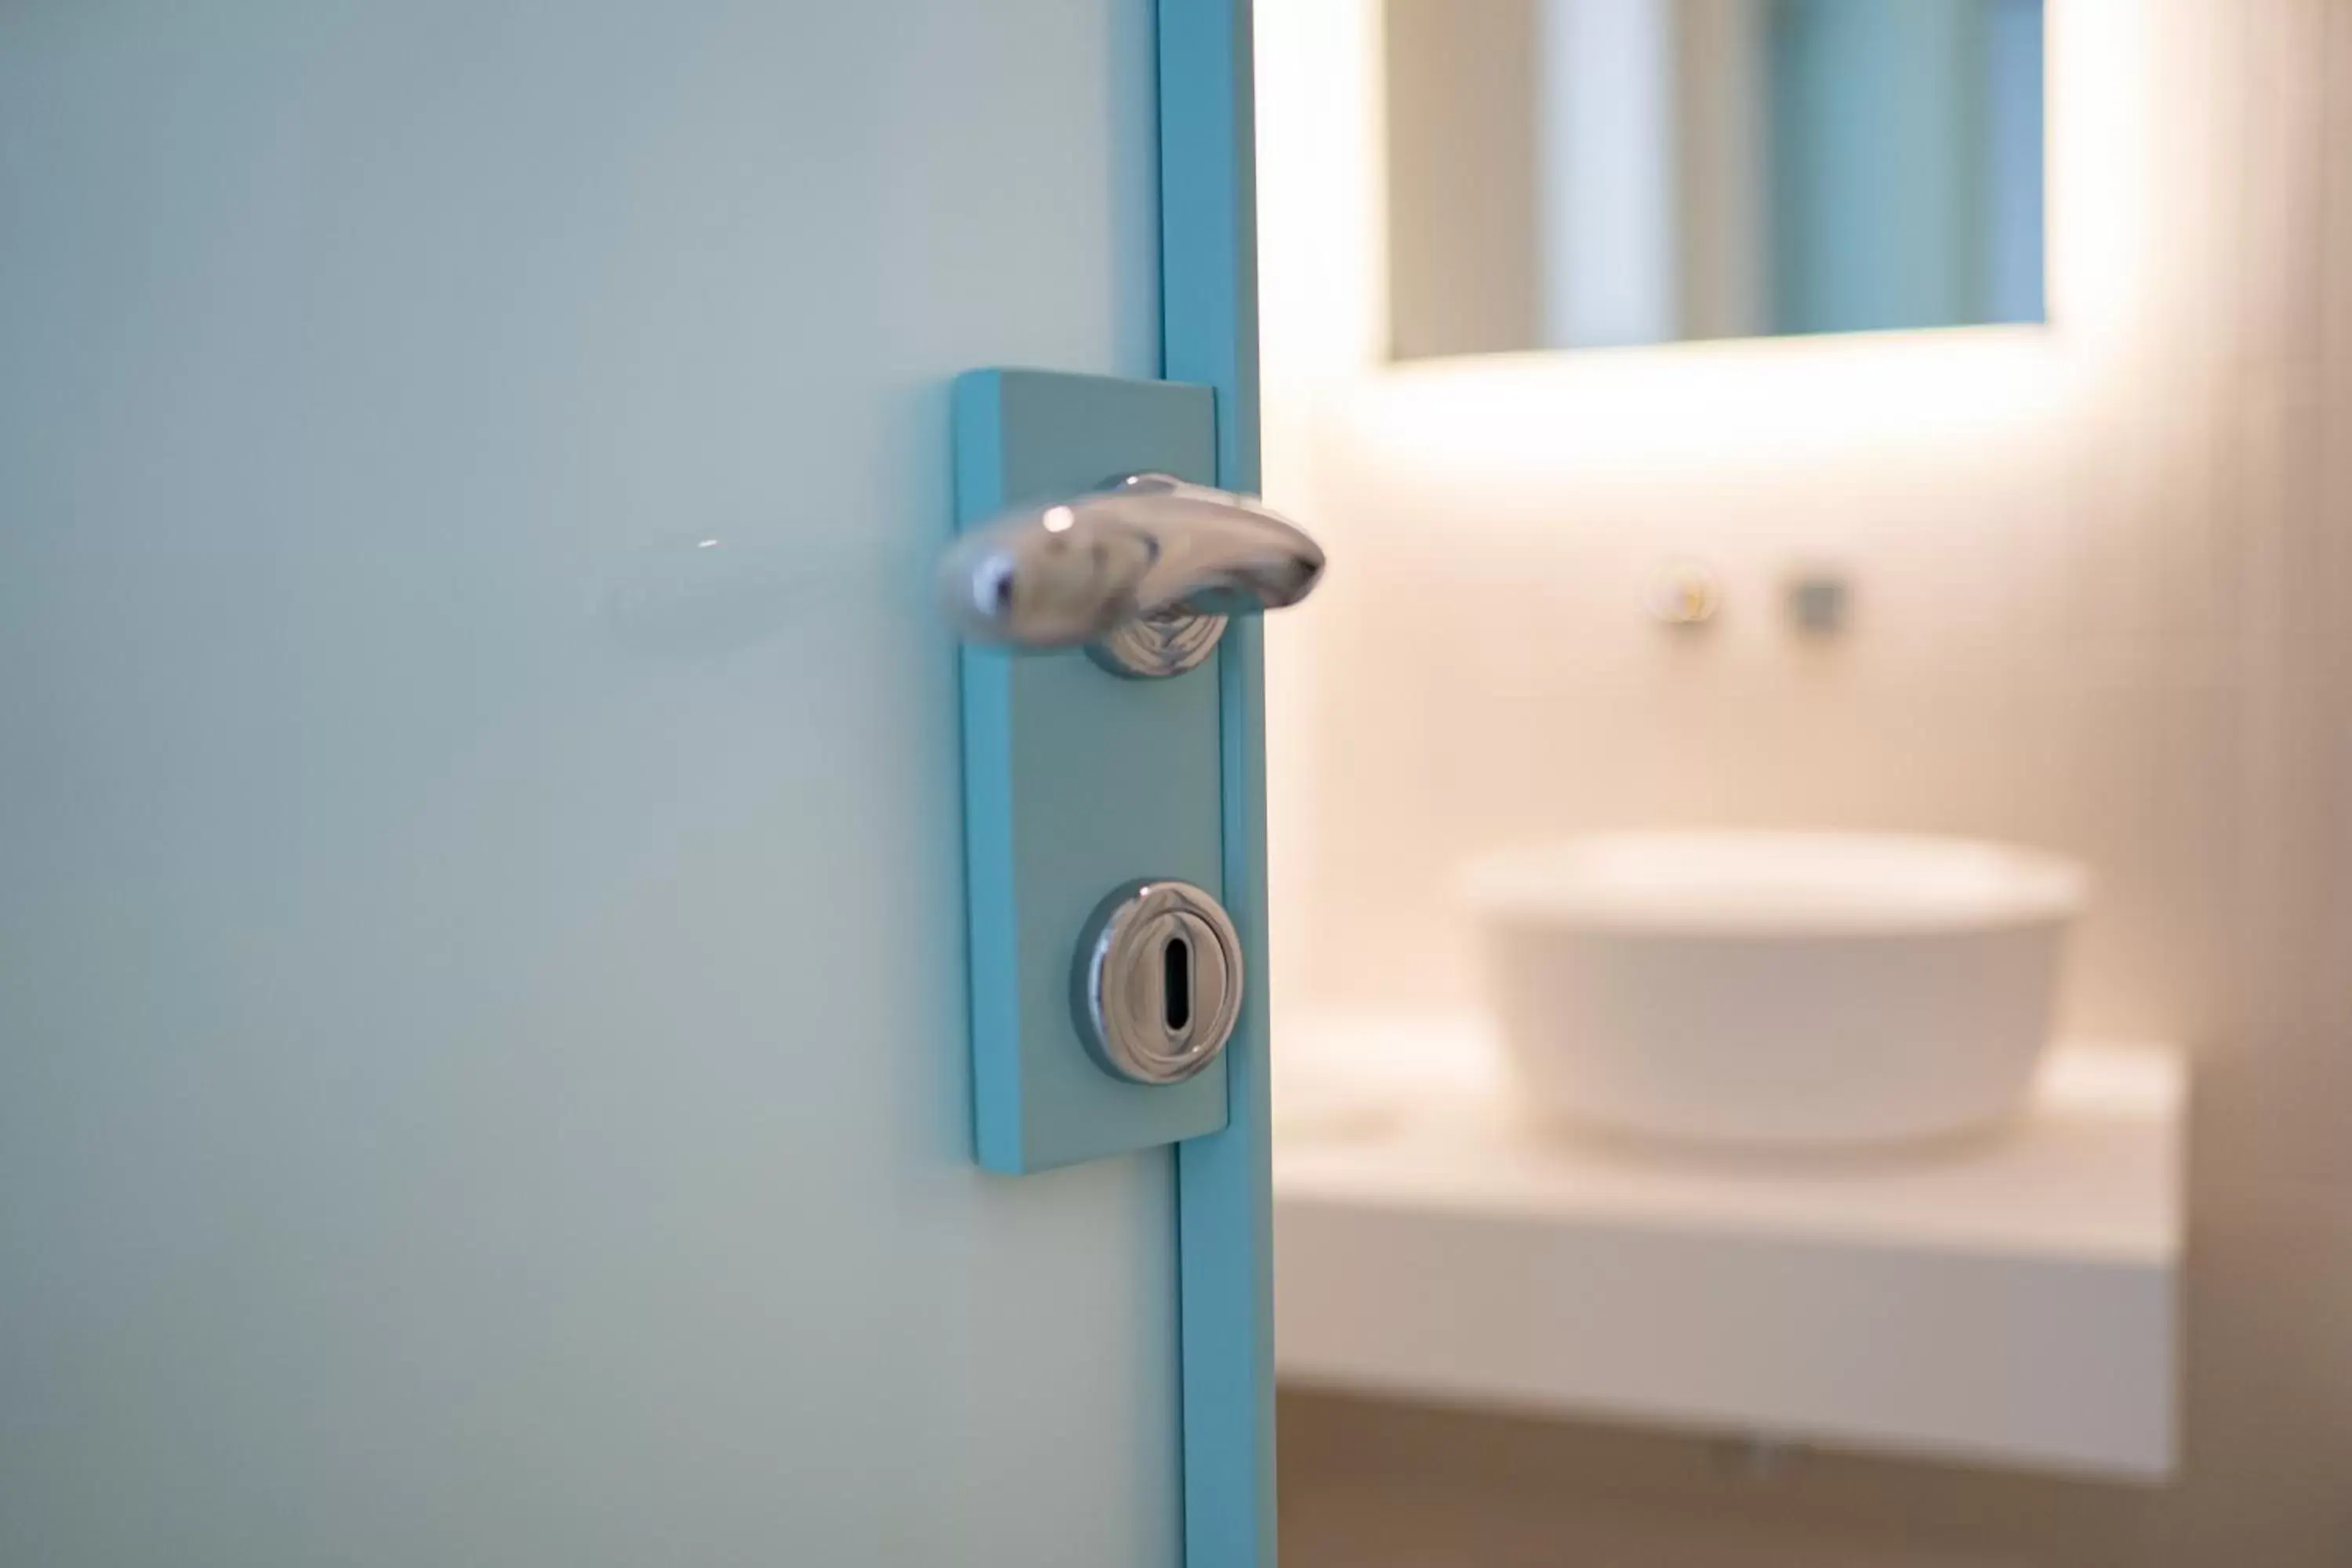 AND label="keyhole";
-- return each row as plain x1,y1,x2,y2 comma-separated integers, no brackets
1162,934,1192,1033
